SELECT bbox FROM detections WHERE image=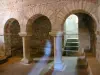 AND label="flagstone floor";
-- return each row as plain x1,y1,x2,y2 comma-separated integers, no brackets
0,56,100,75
